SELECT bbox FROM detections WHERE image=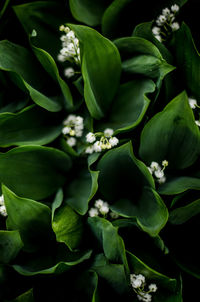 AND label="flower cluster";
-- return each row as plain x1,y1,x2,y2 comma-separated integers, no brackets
148,160,168,184
58,25,81,78
88,199,119,219
188,97,200,127
152,4,180,42
85,128,119,154
130,274,158,302
0,195,7,217
62,114,84,147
